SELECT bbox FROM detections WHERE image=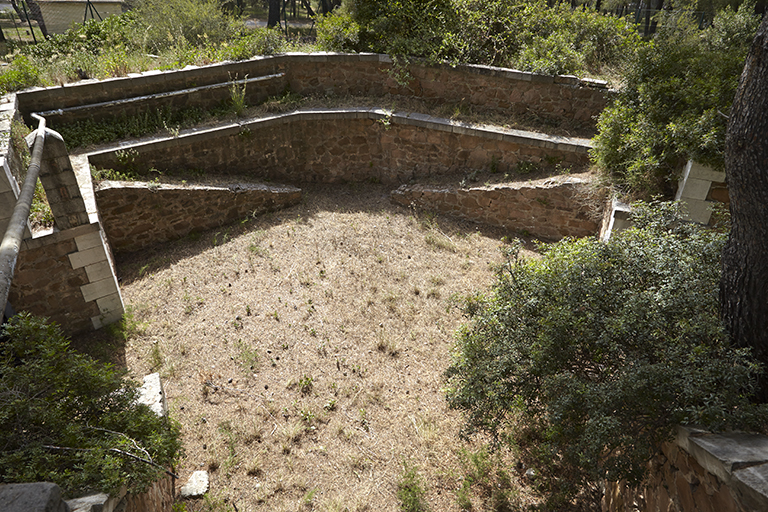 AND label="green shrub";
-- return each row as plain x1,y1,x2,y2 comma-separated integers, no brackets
134,0,238,52
217,27,286,60
0,55,42,93
0,313,183,497
591,3,760,198
442,0,641,75
445,202,768,505
397,461,429,512
316,12,361,52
